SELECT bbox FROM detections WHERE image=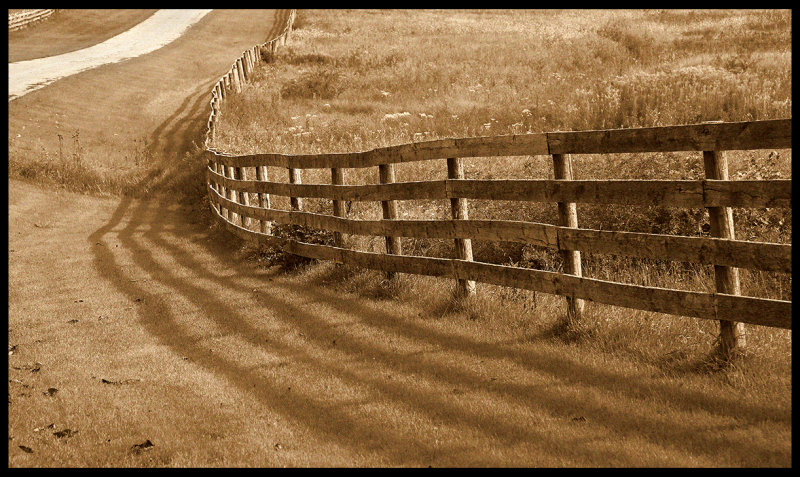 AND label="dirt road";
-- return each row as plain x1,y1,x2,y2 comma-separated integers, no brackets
8,9,791,467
